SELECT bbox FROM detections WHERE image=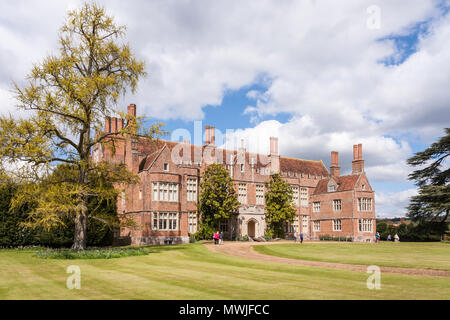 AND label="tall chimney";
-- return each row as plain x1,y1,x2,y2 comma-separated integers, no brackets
352,144,365,174
269,137,280,174
270,137,279,155
210,126,215,145
204,125,211,145
127,104,137,117
105,117,111,133
330,151,340,177
118,118,124,131
111,117,118,132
